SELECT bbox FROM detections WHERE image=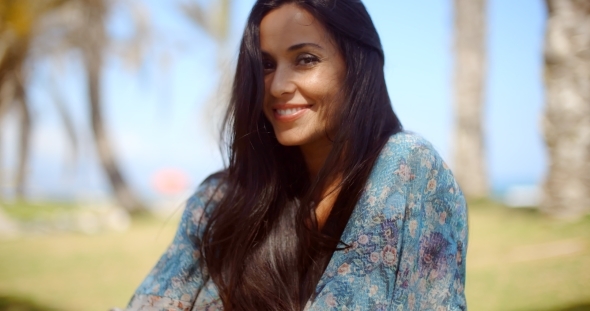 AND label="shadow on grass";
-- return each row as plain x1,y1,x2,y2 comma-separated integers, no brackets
0,295,59,311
